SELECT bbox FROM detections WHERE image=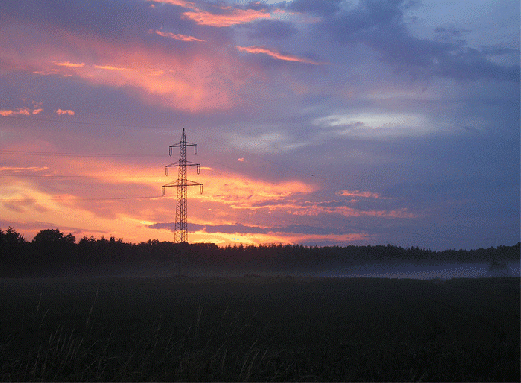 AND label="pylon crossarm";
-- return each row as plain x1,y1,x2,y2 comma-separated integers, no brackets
169,143,197,155
162,180,203,188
